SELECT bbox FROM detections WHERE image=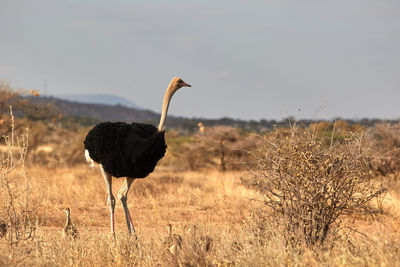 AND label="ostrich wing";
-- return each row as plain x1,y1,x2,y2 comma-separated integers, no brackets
84,122,167,178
